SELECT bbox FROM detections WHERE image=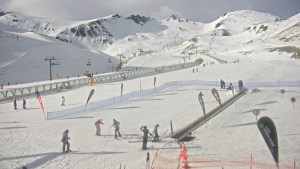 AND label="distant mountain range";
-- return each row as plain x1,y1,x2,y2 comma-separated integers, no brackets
0,10,299,84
